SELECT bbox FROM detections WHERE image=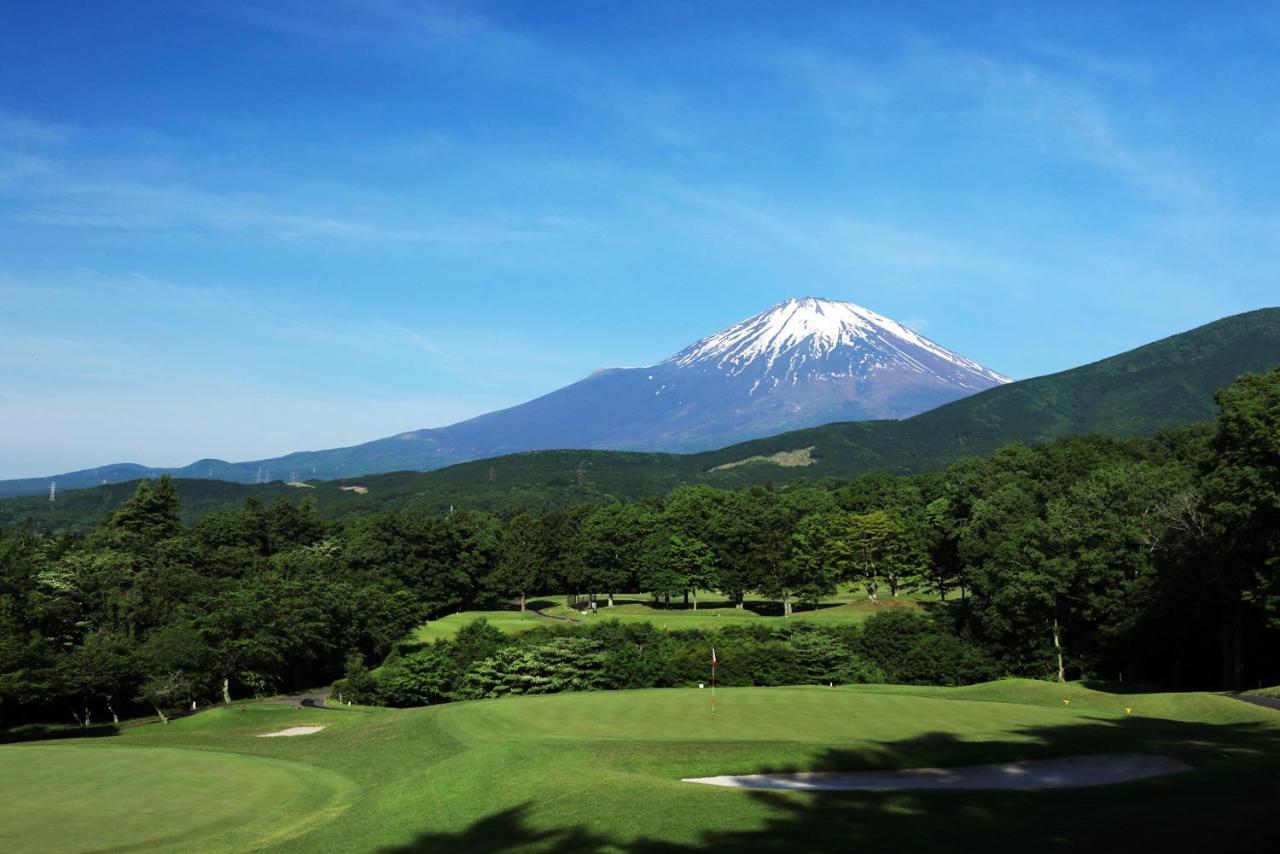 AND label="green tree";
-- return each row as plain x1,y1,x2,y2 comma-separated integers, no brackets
790,513,843,612
838,511,923,600
574,503,657,606
668,534,717,609
101,476,182,548
1203,368,1280,687
377,646,459,706
494,513,548,611
52,631,135,727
